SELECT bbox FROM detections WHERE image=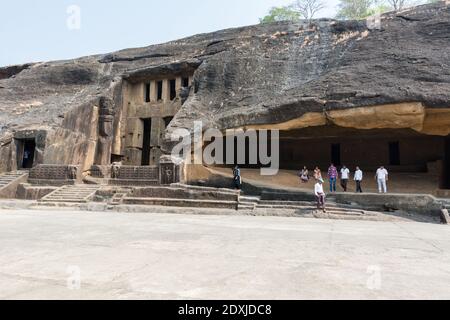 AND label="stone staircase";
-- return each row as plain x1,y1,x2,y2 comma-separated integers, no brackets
0,171,29,198
237,196,377,217
109,188,132,206
0,171,27,189
238,196,261,211
40,185,100,203
122,184,240,210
